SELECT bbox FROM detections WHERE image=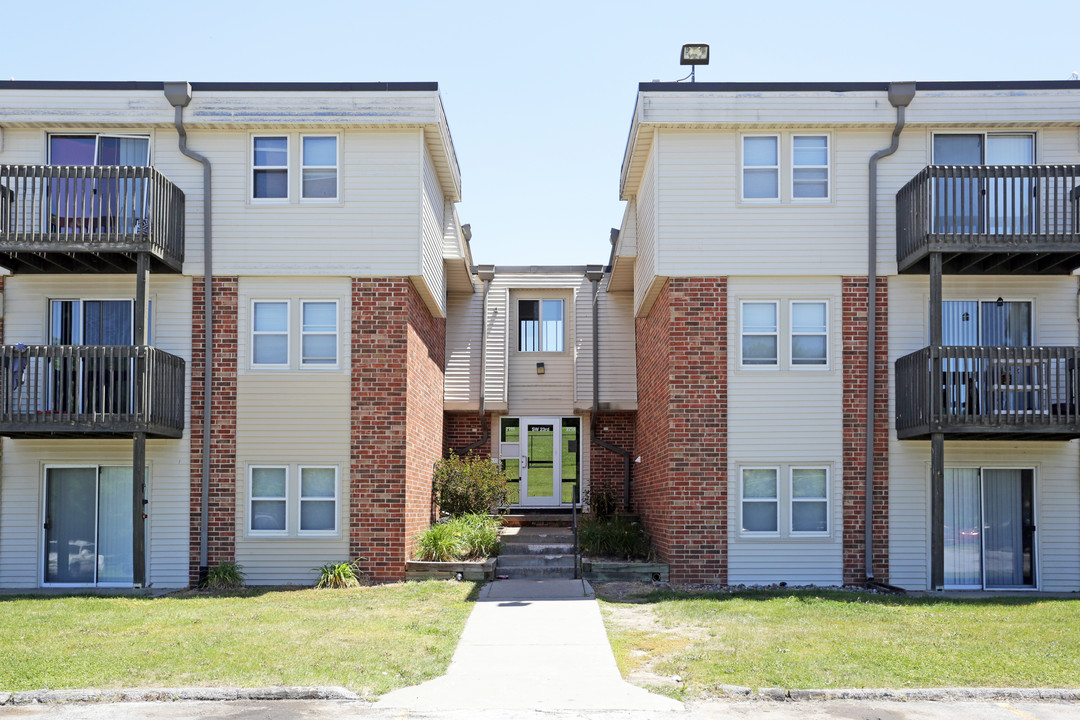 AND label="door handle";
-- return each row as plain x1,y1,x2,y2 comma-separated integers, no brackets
43,516,50,531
